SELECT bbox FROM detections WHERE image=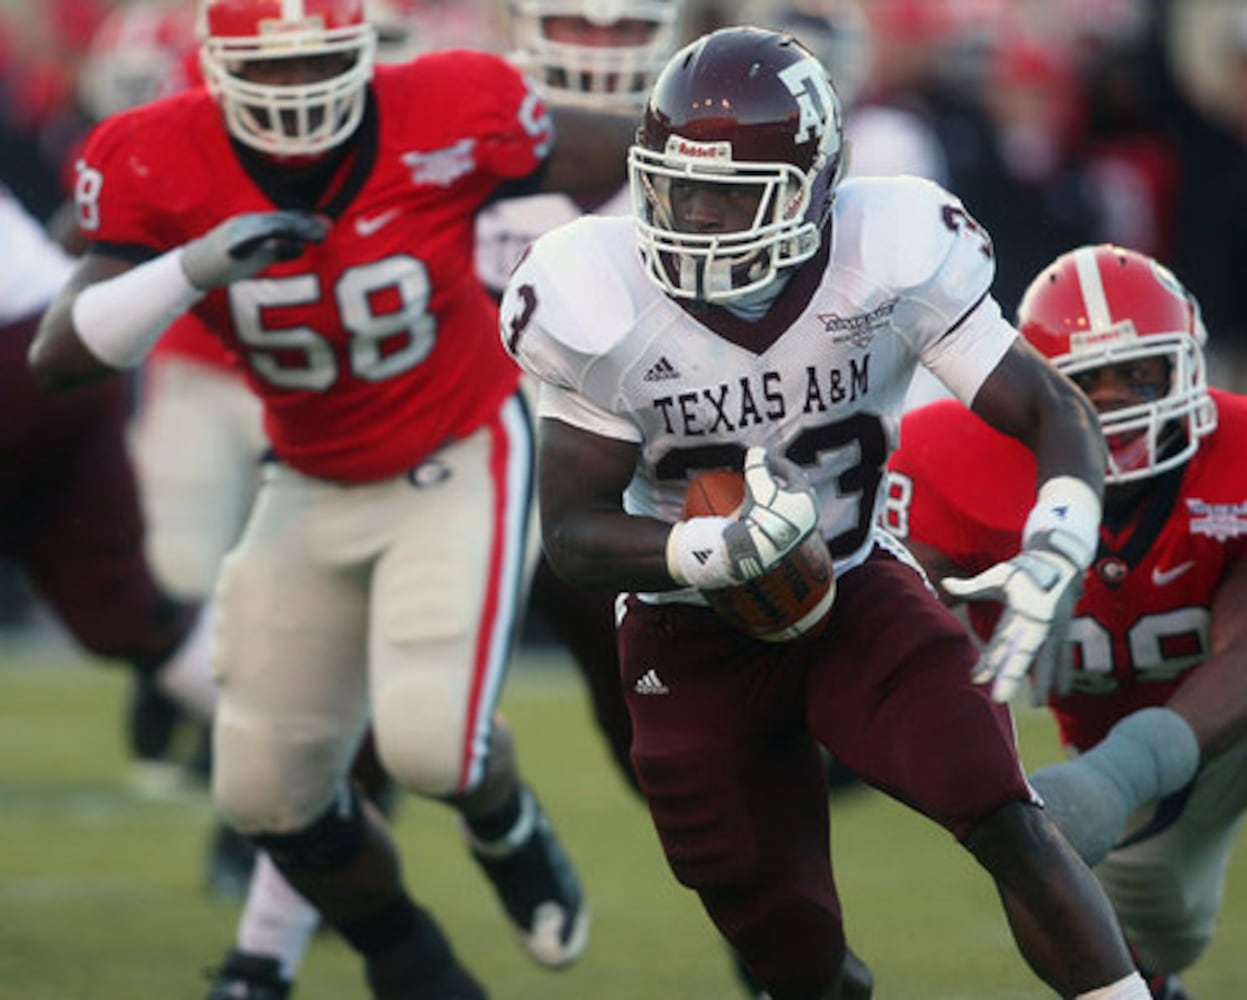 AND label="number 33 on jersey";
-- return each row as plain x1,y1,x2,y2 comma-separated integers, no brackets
502,174,1013,577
